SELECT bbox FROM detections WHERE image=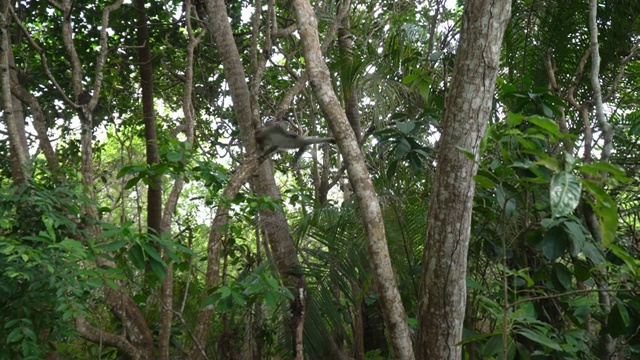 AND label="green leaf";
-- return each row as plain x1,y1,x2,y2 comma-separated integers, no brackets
456,146,476,161
231,290,247,306
22,327,36,341
535,156,560,172
609,245,637,276
563,221,586,256
572,264,592,282
264,291,277,310
541,103,553,117
166,151,183,162
630,119,640,135
419,81,430,103
579,162,630,182
516,327,562,351
125,176,141,190
528,115,563,138
496,185,516,215
220,286,232,298
6,327,23,343
105,278,119,290
56,238,85,252
149,258,167,280
4,319,18,329
581,242,606,265
550,172,581,218
43,216,56,241
201,292,220,308
98,240,128,252
506,113,525,127
474,174,495,189
582,180,618,246
564,152,577,171
482,334,503,357
606,300,631,337
552,263,572,290
141,243,163,263
428,51,444,61
402,74,417,84
394,138,411,159
539,226,568,260
128,244,146,269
